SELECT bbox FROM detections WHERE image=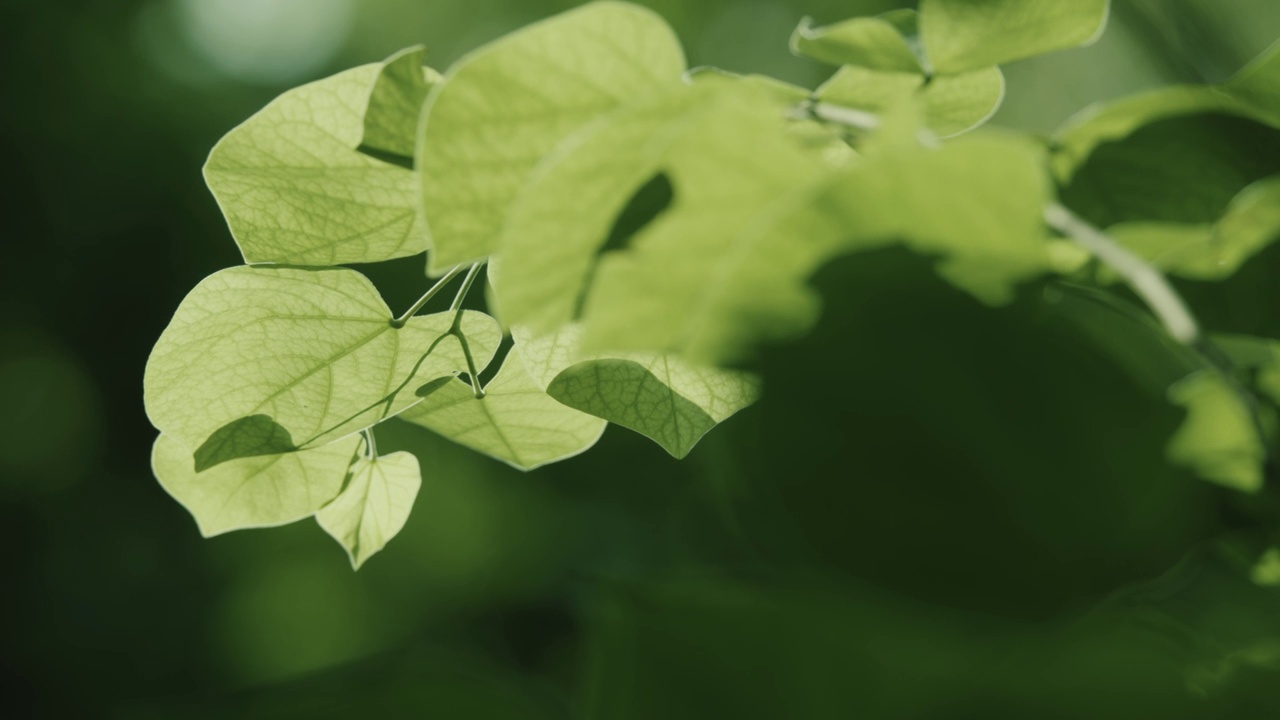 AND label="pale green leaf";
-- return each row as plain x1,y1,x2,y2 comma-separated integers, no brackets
815,63,1004,138
205,65,427,266
1105,176,1280,280
583,133,1051,363
921,0,1110,74
418,0,686,272
316,450,421,569
397,350,606,470
144,266,501,456
361,45,441,162
790,12,922,73
152,433,361,537
514,325,759,458
1167,372,1266,493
